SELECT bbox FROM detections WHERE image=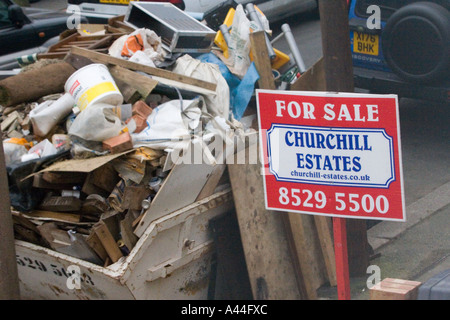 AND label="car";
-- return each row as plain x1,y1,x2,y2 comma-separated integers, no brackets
0,0,87,70
348,0,450,103
66,0,317,24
